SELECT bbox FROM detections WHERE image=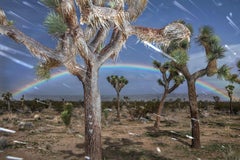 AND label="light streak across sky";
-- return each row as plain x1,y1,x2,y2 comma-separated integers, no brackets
0,51,33,69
